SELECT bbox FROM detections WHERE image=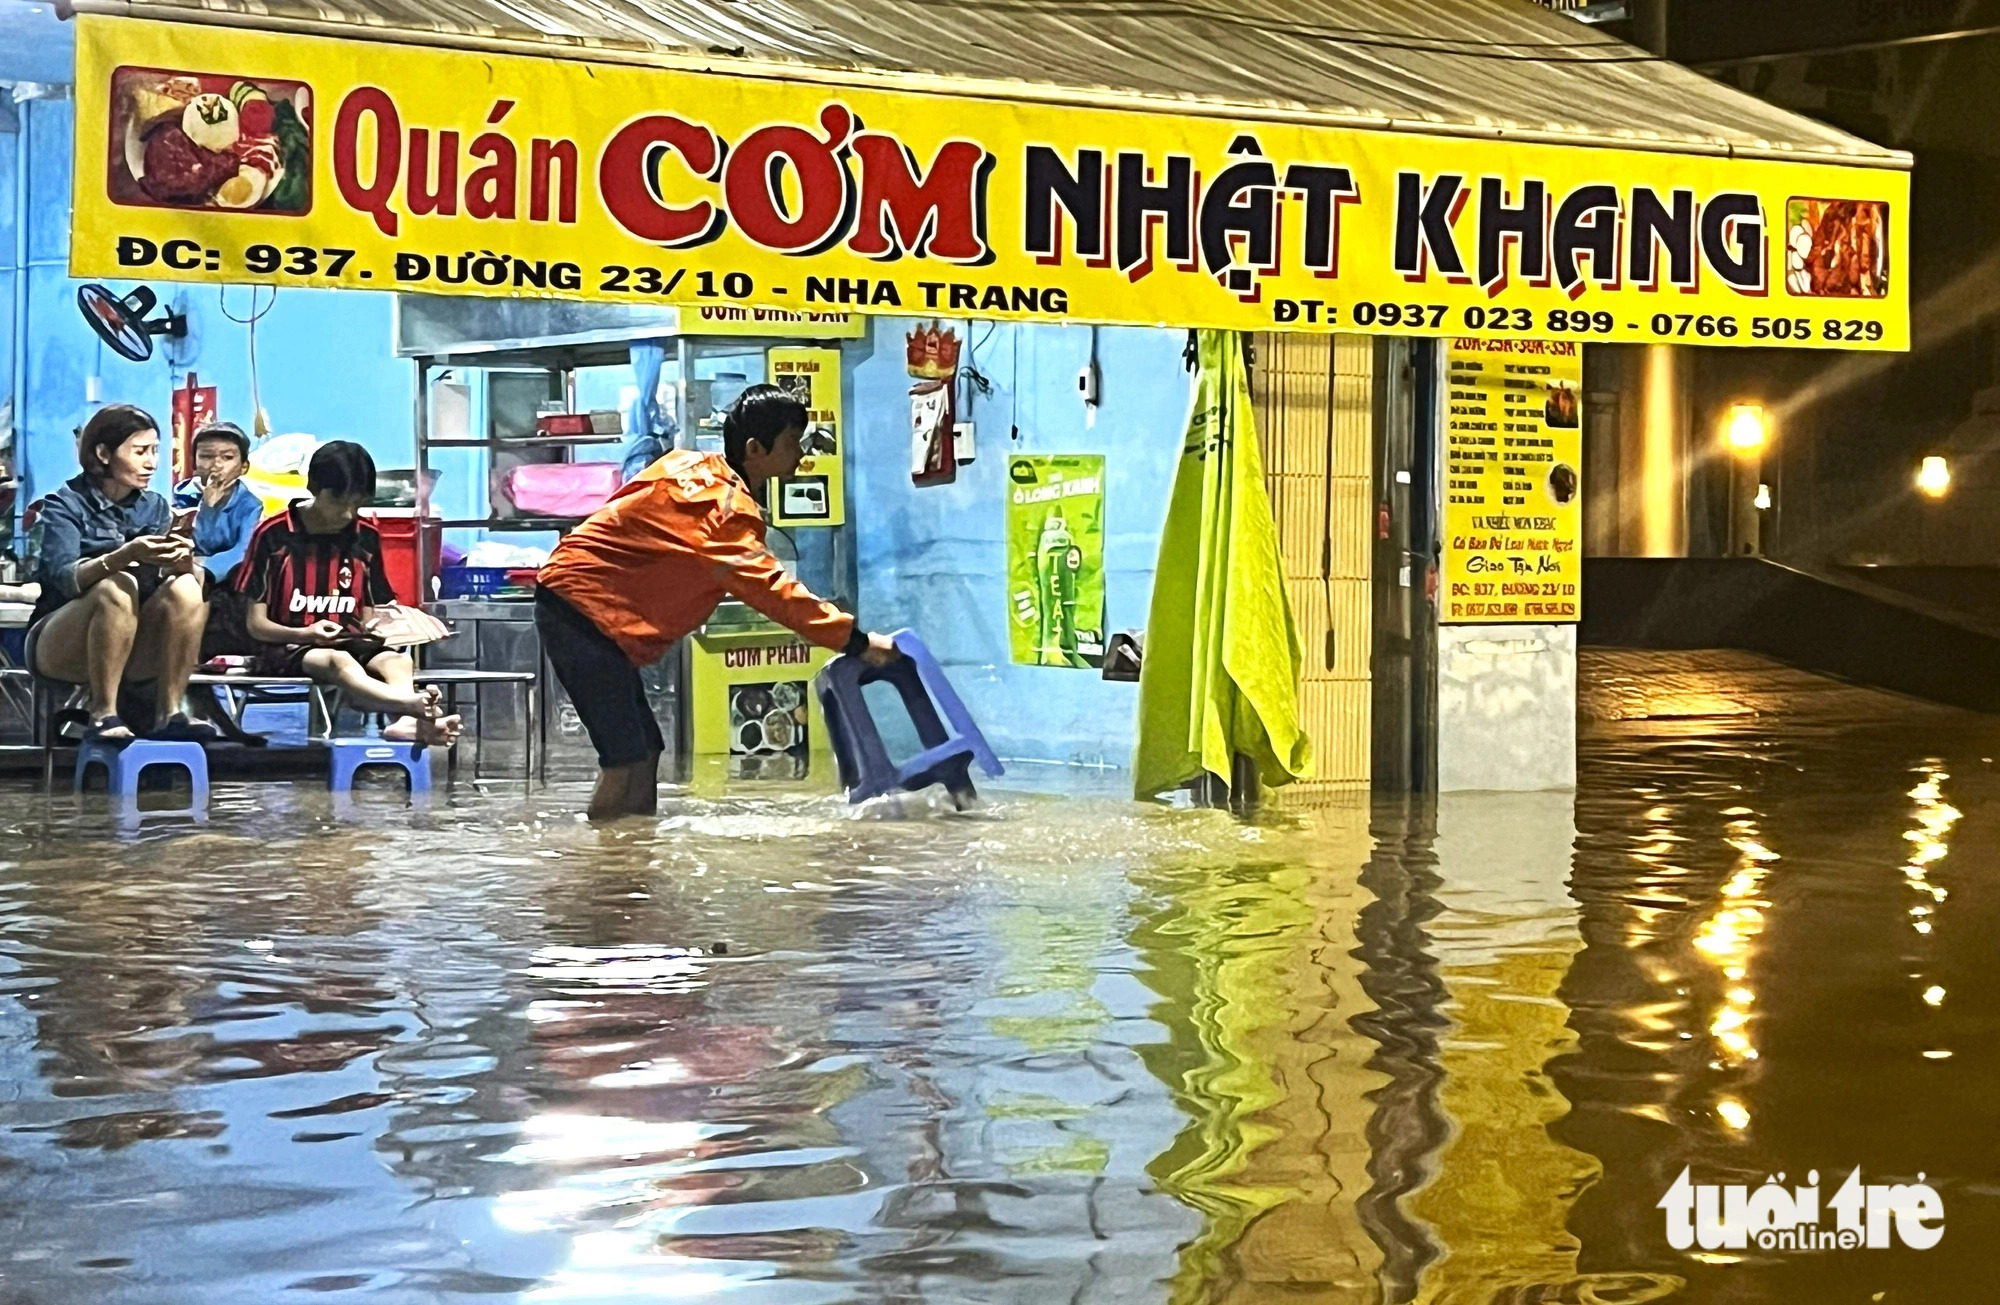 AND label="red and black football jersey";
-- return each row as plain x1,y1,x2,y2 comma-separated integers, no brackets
238,504,397,635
